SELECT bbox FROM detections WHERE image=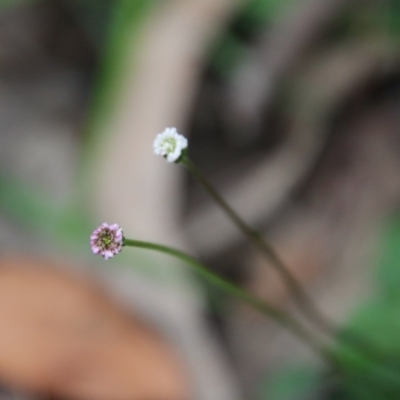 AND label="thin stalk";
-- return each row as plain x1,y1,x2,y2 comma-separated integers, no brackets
123,238,331,360
181,156,334,335
180,156,394,367
122,238,400,394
